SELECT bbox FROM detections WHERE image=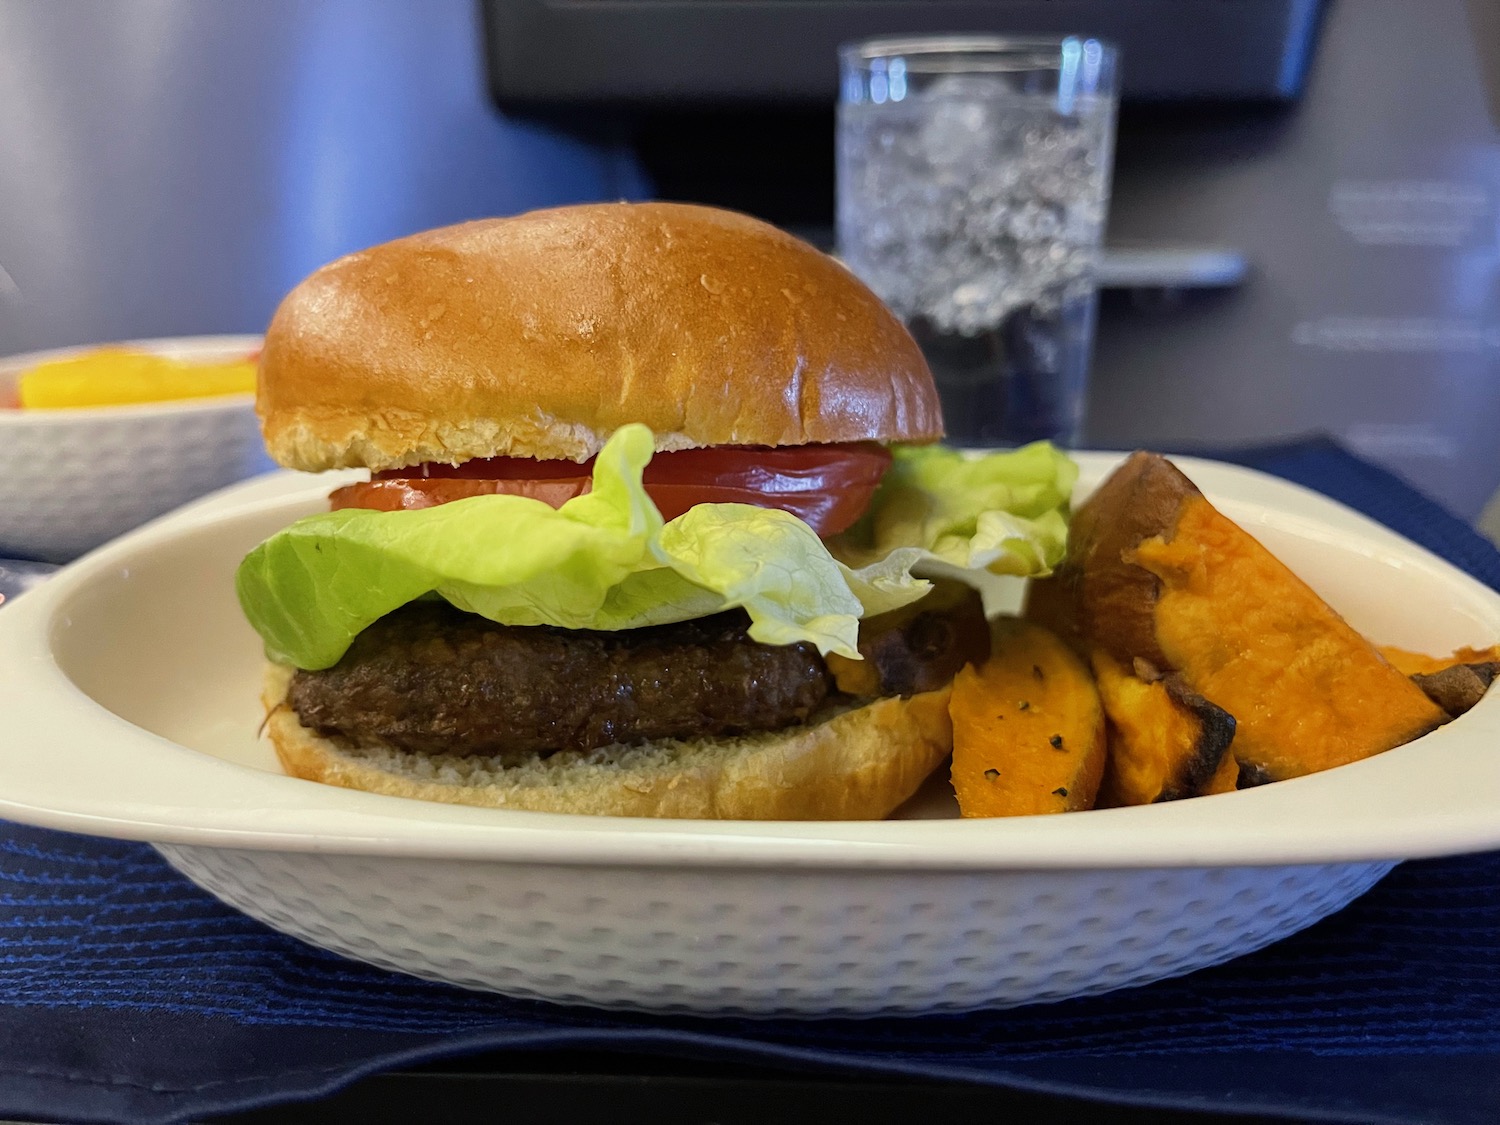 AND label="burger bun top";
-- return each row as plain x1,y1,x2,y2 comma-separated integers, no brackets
257,202,942,472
